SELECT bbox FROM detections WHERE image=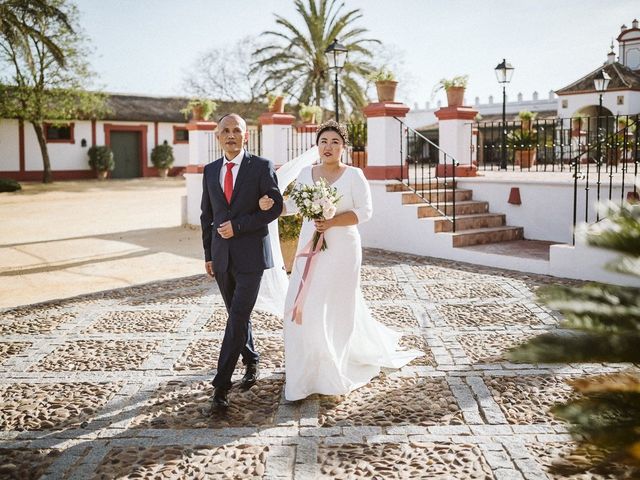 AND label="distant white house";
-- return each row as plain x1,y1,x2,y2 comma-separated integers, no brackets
0,94,195,181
